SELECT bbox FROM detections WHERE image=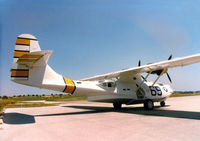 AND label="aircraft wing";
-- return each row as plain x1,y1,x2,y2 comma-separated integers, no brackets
81,53,200,81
